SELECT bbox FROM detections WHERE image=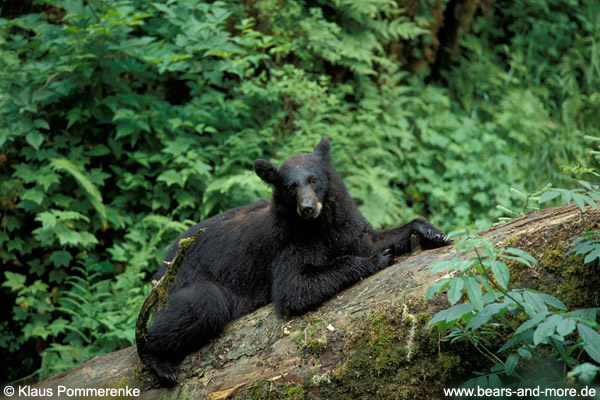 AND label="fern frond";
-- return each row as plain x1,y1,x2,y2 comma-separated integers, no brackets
388,19,429,41
50,158,108,227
